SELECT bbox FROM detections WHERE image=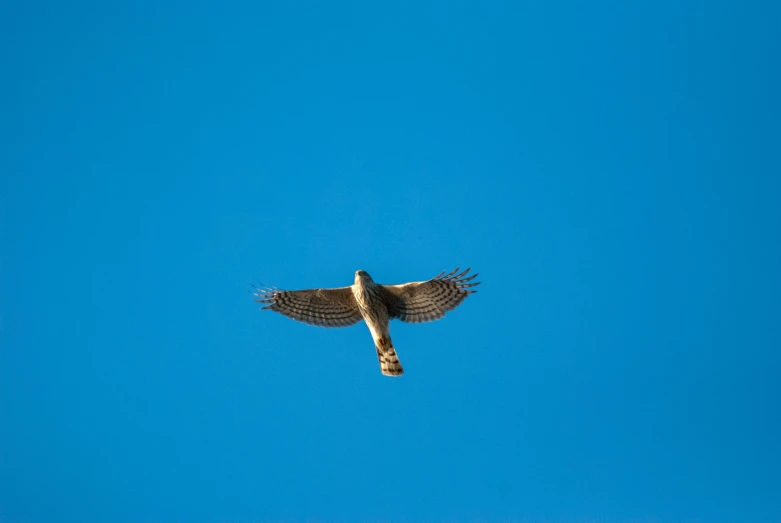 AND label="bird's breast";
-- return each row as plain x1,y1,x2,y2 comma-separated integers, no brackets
352,283,387,322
